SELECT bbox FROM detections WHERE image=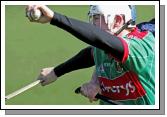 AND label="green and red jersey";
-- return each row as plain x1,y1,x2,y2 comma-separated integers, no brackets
93,29,155,105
